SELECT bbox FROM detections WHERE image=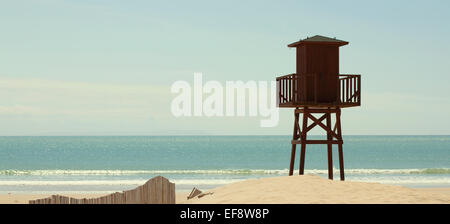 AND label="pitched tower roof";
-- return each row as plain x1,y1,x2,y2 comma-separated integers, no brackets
288,35,348,47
